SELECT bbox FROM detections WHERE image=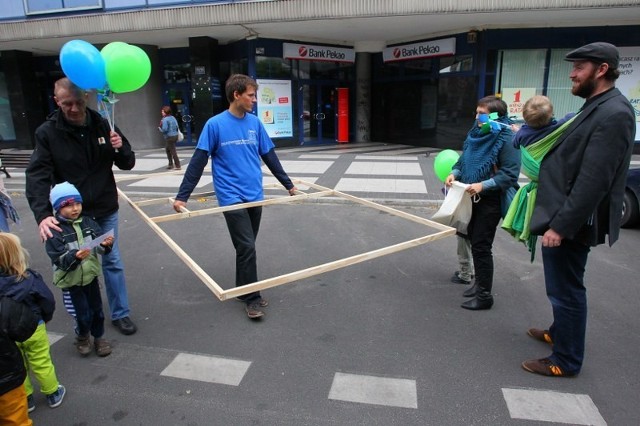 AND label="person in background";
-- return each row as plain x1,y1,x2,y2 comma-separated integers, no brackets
522,42,635,377
26,77,138,336
0,295,39,426
445,96,521,310
159,106,181,170
45,182,114,358
173,74,297,320
0,233,65,413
